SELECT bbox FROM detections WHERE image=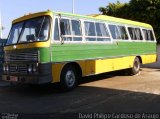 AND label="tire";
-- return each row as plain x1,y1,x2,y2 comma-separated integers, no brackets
60,65,78,91
129,57,141,75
